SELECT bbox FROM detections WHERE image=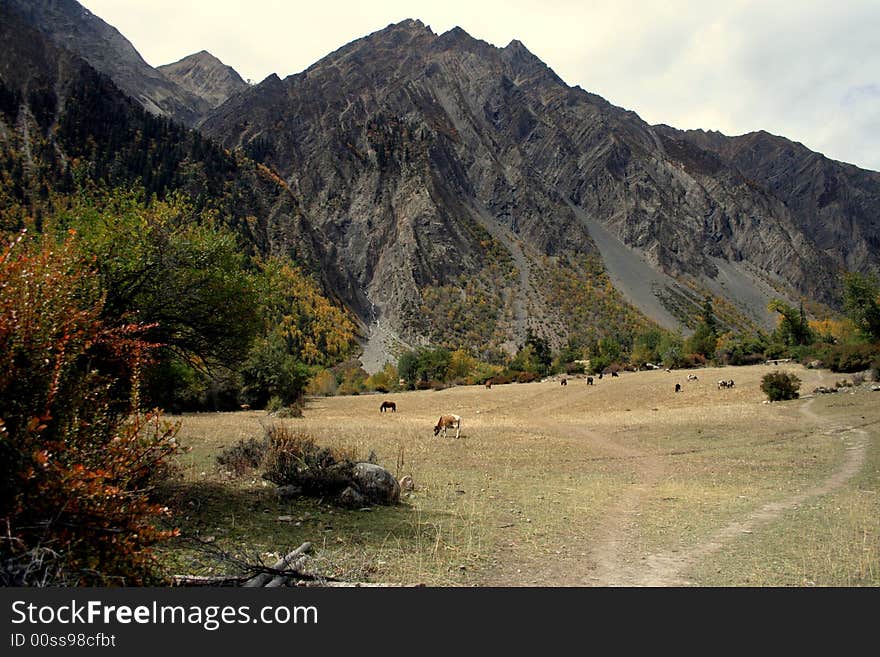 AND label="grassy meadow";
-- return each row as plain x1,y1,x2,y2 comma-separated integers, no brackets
156,363,880,586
